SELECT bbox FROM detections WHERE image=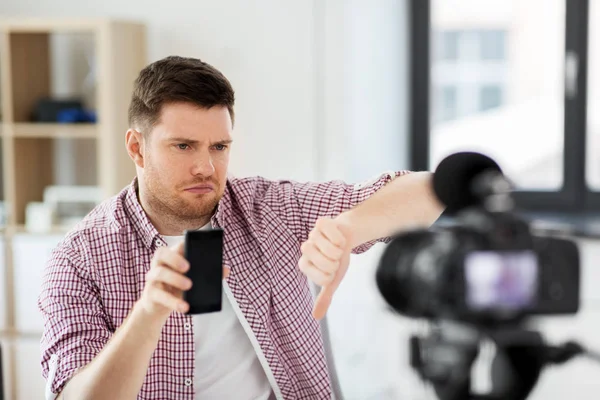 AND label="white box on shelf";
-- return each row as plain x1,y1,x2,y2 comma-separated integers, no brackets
13,234,65,333
43,185,102,205
43,185,101,228
25,202,55,233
